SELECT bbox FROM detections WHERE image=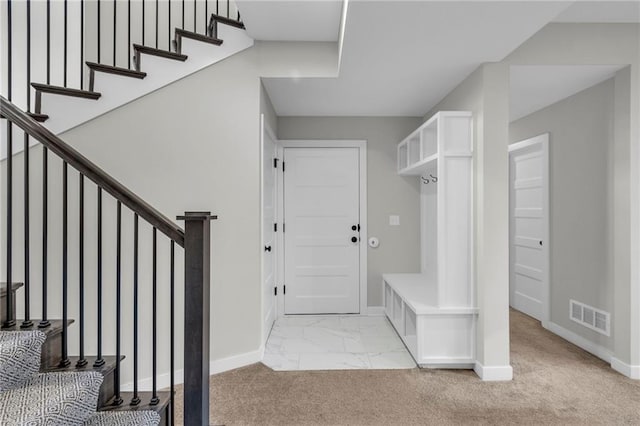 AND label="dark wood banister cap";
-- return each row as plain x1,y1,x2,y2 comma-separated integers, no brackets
0,95,185,247
177,212,218,221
